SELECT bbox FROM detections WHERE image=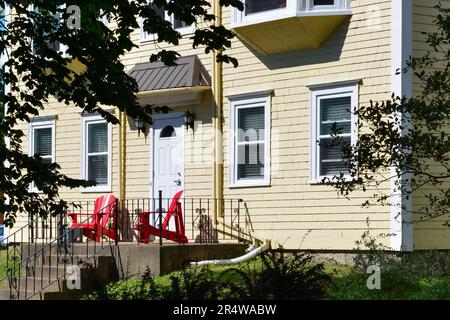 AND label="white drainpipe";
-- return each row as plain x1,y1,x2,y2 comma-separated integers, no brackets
190,242,270,266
